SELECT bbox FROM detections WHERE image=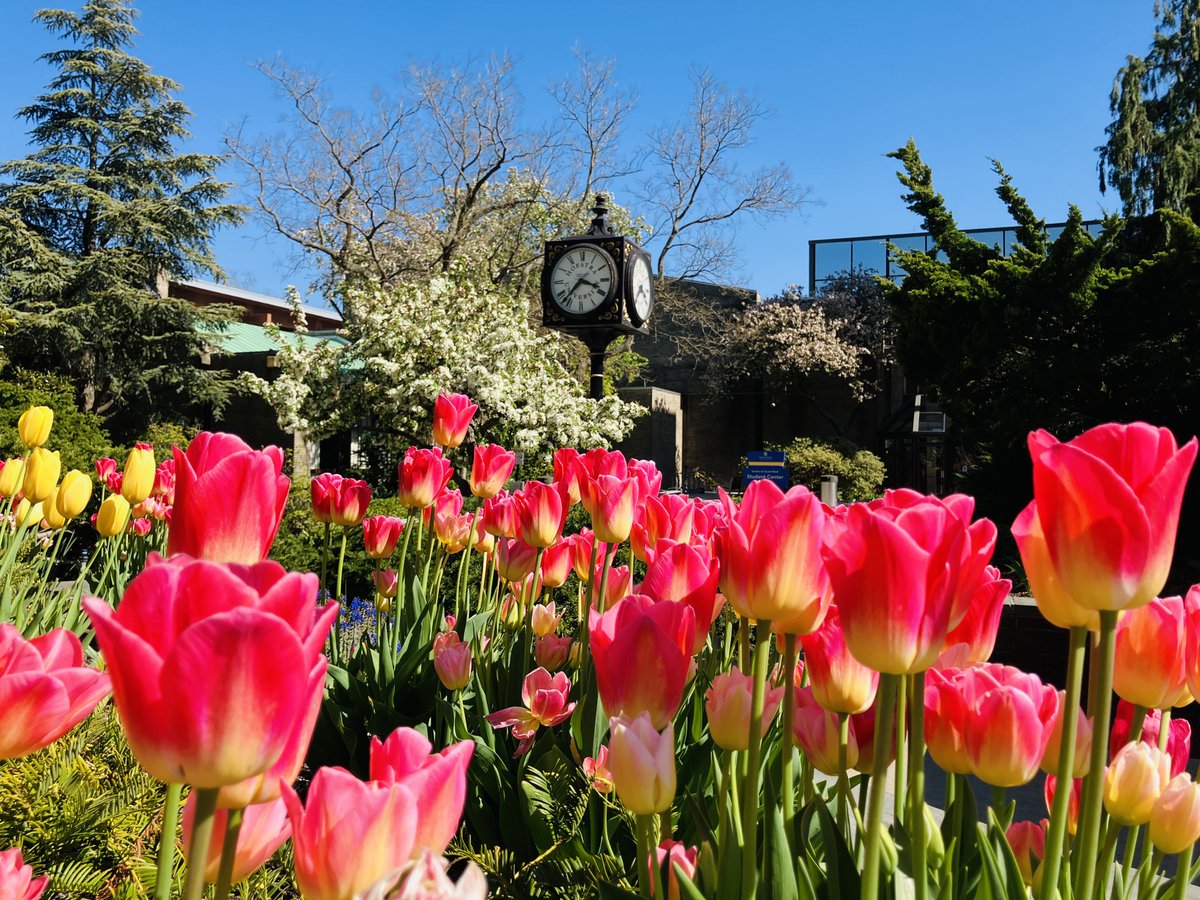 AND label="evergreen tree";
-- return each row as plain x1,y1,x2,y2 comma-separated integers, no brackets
0,0,242,438
1099,0,1200,216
